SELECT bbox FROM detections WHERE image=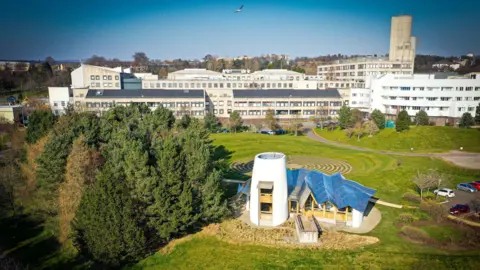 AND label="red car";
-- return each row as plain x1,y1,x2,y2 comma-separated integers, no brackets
449,204,470,215
469,182,480,191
